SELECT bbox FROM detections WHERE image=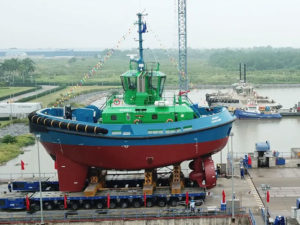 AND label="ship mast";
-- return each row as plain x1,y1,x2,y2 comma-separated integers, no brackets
178,0,189,92
137,13,145,71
